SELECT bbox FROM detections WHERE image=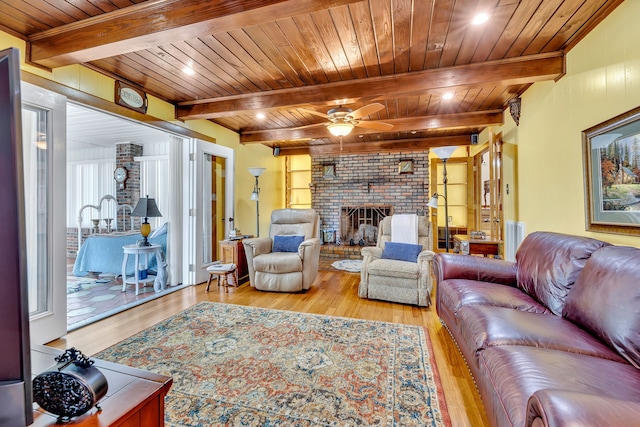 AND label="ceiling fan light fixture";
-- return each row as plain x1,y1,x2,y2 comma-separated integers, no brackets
328,122,354,136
